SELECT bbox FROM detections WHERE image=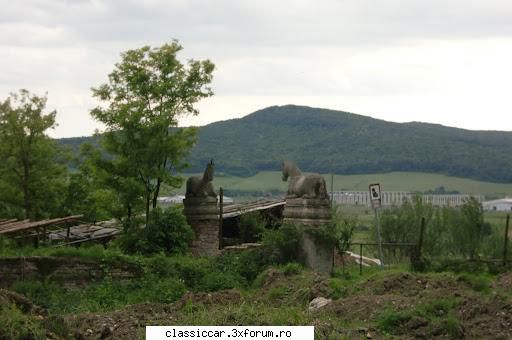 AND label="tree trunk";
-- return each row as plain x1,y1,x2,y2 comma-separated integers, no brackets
22,159,31,219
152,177,162,209
145,193,151,228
